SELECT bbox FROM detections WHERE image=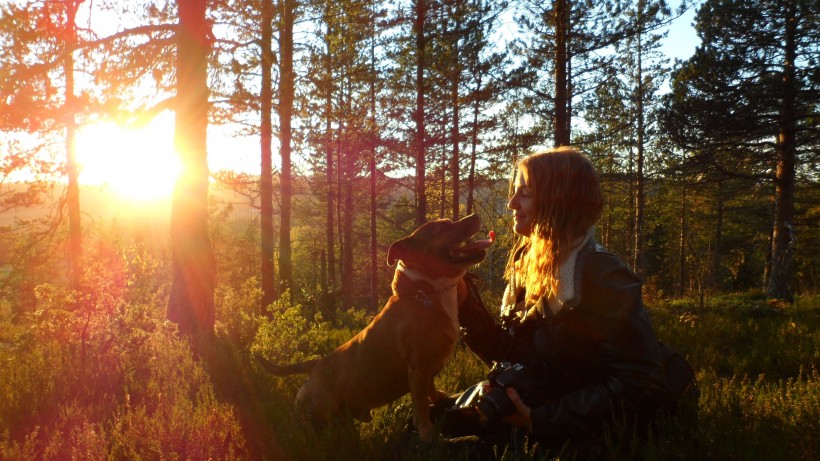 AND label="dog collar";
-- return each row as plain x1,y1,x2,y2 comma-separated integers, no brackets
393,268,459,308
413,280,459,308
